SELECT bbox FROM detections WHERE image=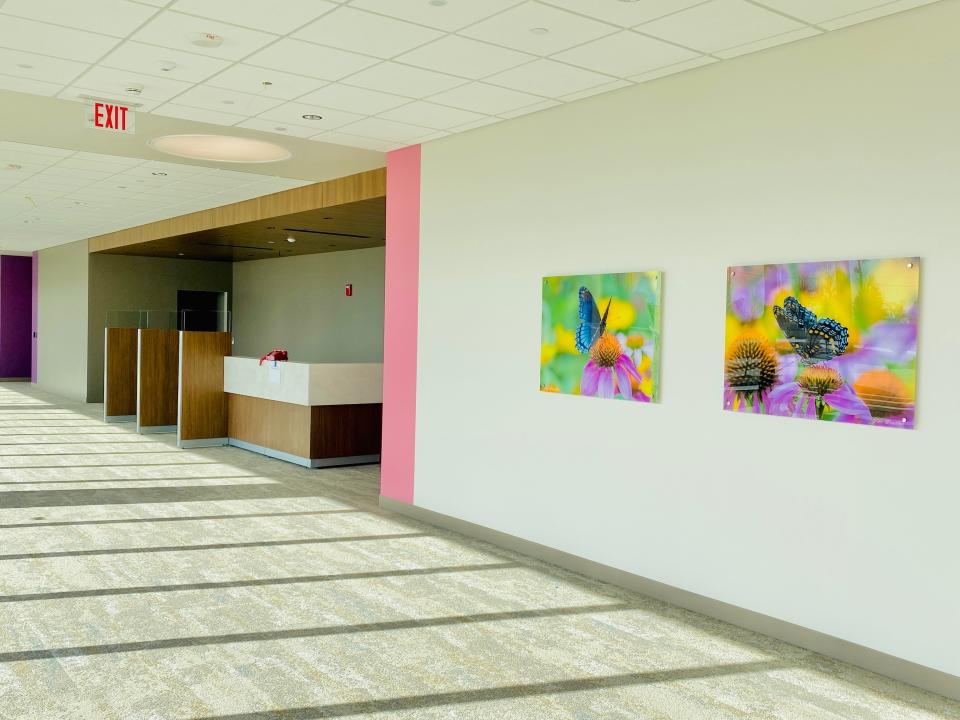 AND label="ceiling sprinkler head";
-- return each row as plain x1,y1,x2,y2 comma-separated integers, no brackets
159,61,177,72
192,32,224,48
125,83,144,95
